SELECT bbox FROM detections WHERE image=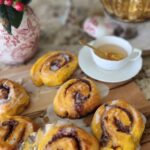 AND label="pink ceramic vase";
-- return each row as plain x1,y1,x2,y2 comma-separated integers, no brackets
0,7,40,65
